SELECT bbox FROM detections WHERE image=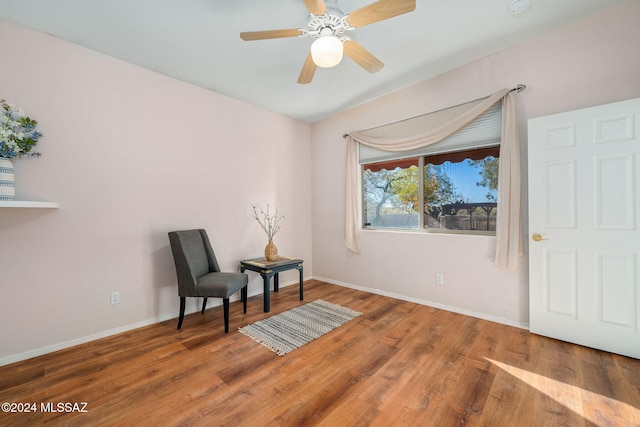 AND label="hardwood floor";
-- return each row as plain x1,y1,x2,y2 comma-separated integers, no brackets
1,280,639,426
